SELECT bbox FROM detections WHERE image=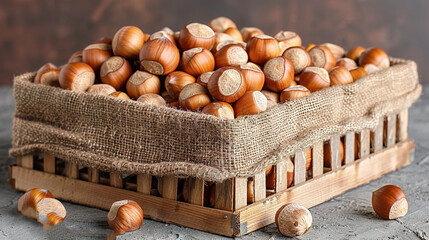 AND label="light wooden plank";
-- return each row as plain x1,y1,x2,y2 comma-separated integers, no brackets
275,160,287,192
10,166,234,237
373,117,384,152
161,176,178,200
387,114,397,147
312,142,323,178
398,109,408,142
64,162,78,179
137,174,152,194
110,172,123,188
215,179,234,211
344,132,355,164
187,177,205,206
234,177,247,210
329,135,341,170
237,140,414,236
18,155,33,169
43,153,55,174
88,168,99,183
294,150,306,184
359,129,370,158
254,172,266,201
